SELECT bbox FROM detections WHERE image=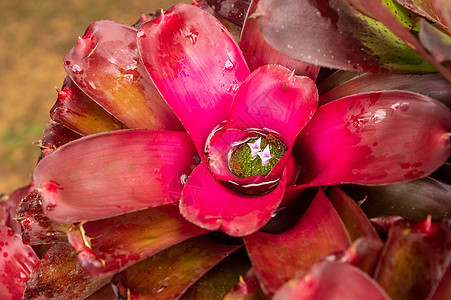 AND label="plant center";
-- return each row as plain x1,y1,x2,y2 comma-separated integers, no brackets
229,134,286,178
